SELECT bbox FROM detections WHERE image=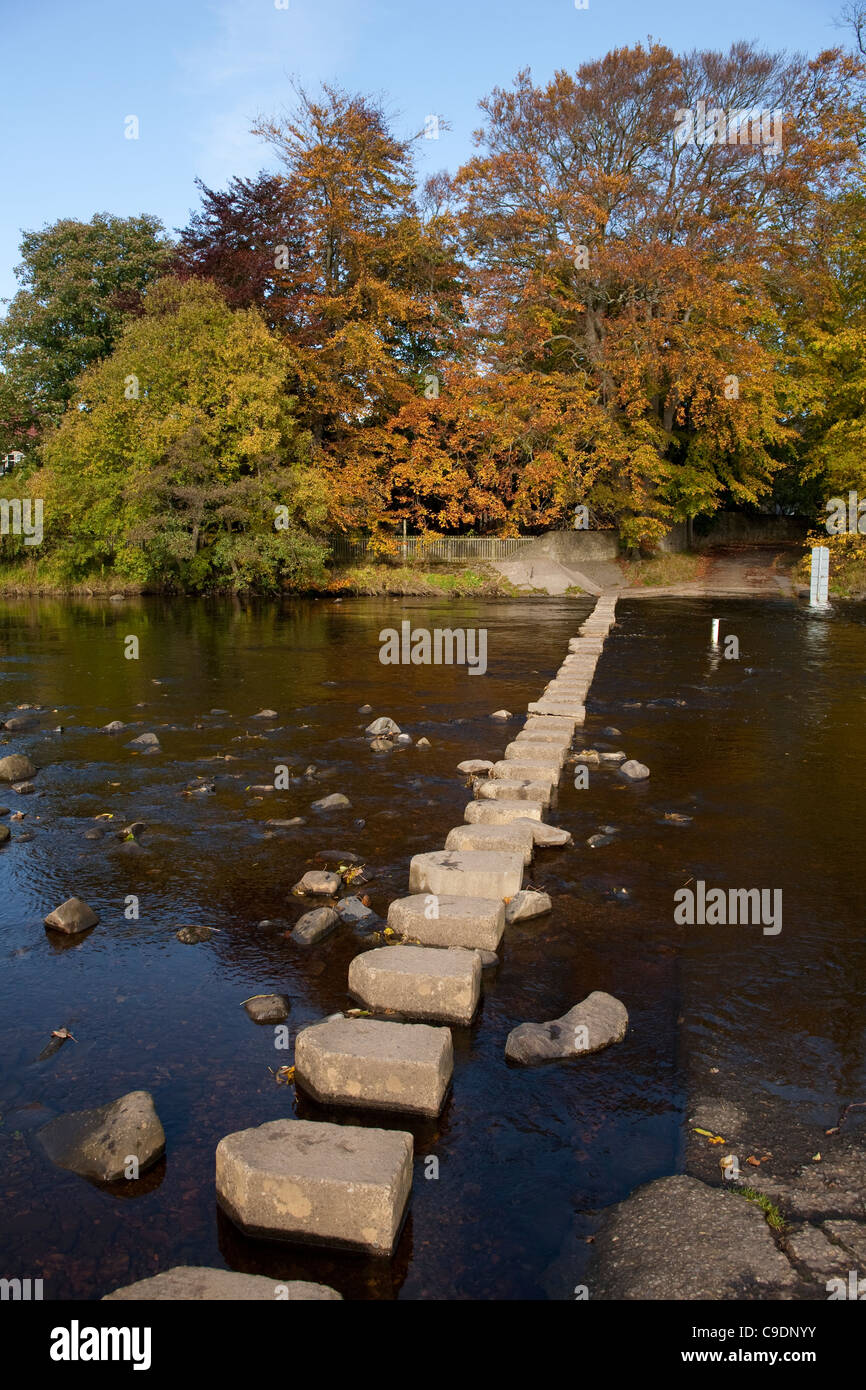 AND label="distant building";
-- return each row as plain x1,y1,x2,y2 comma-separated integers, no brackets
1,452,23,474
